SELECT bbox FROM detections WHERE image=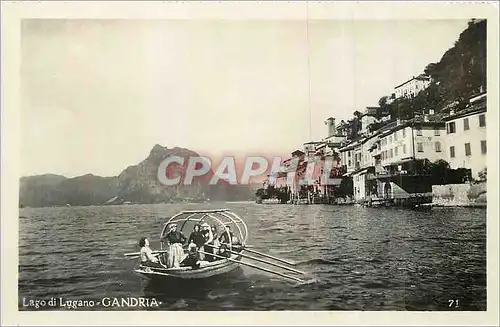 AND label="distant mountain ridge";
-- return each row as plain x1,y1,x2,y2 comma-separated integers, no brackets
19,145,257,207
